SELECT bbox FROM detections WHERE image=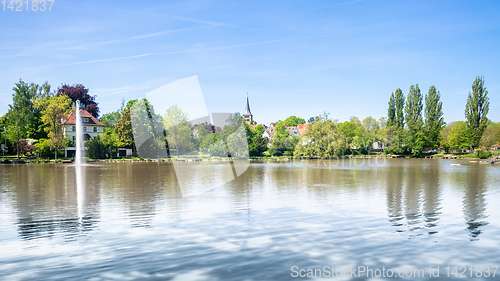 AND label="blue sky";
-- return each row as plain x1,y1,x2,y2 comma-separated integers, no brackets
1,0,499,125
